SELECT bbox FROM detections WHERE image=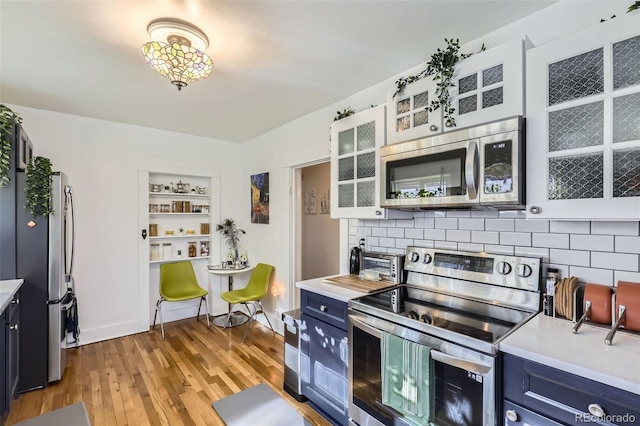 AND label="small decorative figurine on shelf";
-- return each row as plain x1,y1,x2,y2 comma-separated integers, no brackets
200,241,209,257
